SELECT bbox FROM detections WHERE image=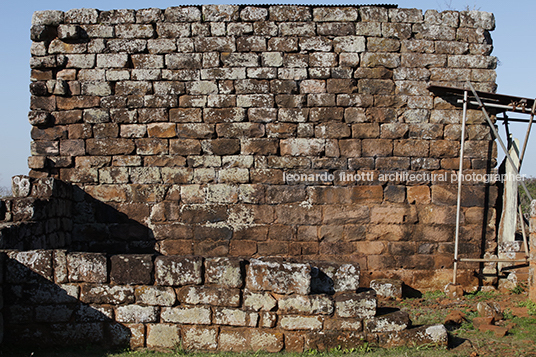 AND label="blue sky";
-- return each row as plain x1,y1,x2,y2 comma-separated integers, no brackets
1,0,534,187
